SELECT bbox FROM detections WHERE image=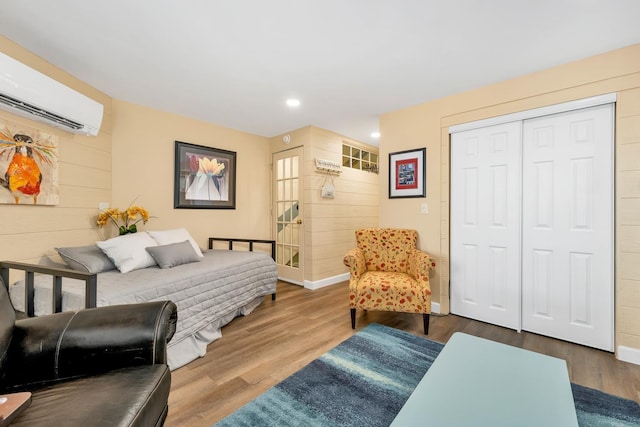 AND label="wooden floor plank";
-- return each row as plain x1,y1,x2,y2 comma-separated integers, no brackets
166,281,640,426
